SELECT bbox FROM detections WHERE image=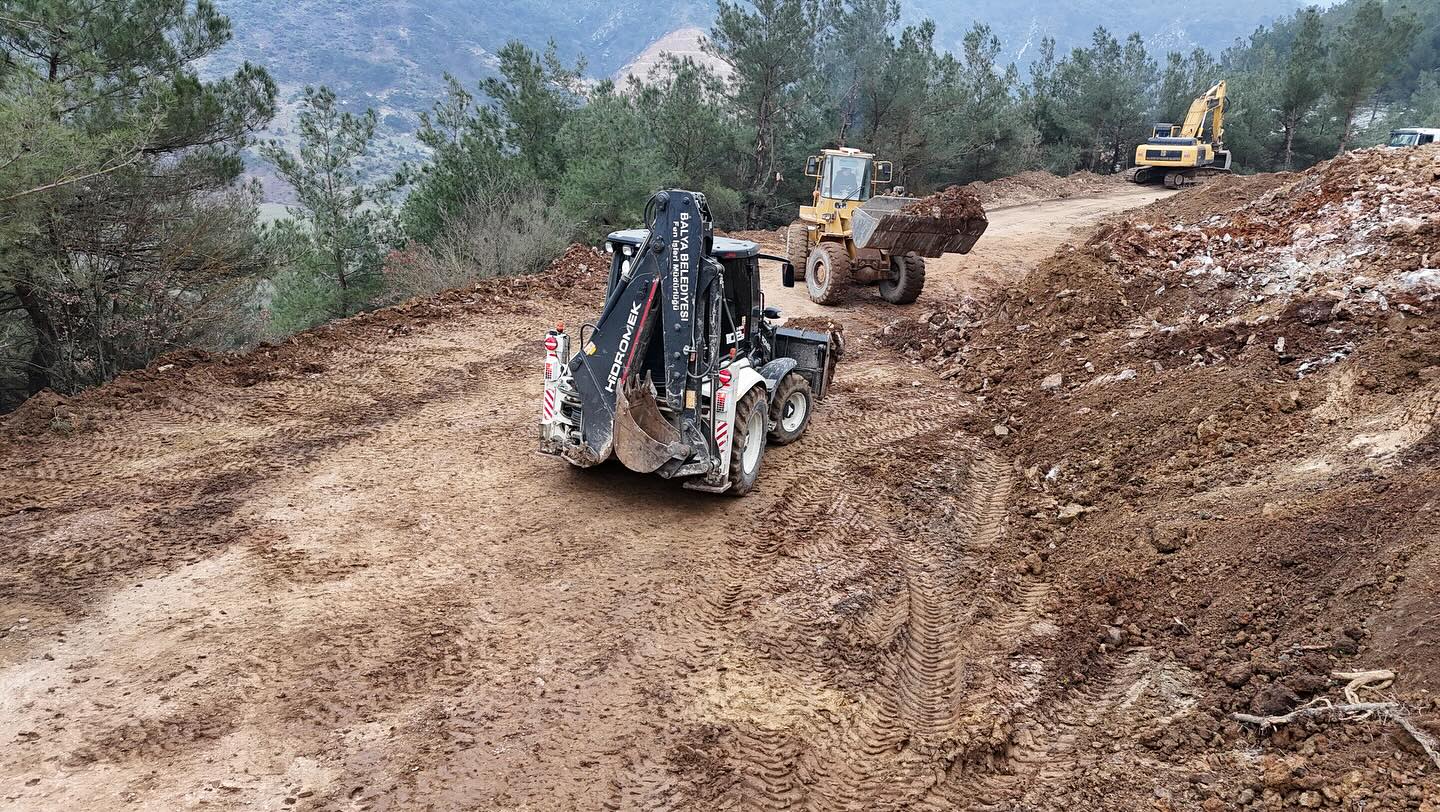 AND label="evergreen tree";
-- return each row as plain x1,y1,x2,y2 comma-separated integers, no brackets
1275,9,1326,169
402,76,527,247
480,41,584,189
261,86,401,333
860,22,948,187
1330,0,1418,152
708,0,823,227
945,23,1036,181
0,0,275,400
1156,48,1220,123
554,82,670,239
